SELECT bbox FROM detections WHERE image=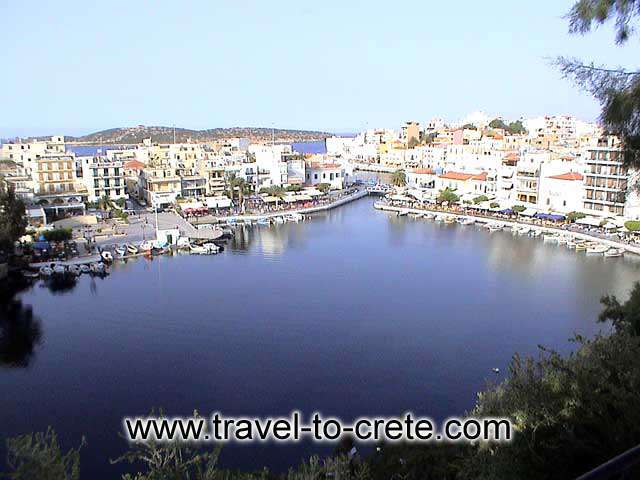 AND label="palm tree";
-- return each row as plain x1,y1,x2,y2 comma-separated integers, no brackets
392,170,406,187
